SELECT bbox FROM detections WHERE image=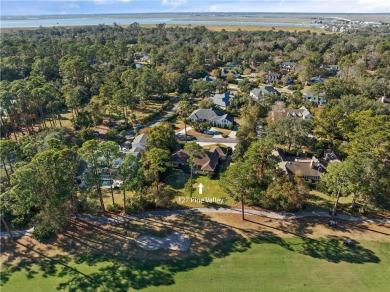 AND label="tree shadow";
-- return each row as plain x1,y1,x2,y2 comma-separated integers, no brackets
1,212,382,290
300,236,380,264
244,217,381,264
